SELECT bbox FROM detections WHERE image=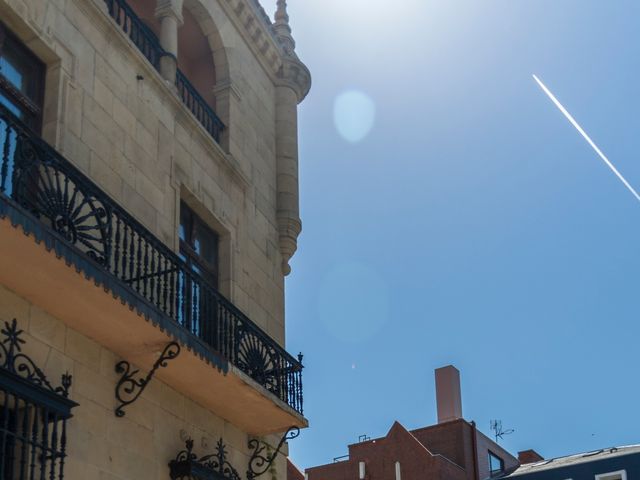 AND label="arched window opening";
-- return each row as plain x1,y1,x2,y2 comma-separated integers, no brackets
127,0,160,37
115,0,222,141
121,0,216,111
178,7,216,111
